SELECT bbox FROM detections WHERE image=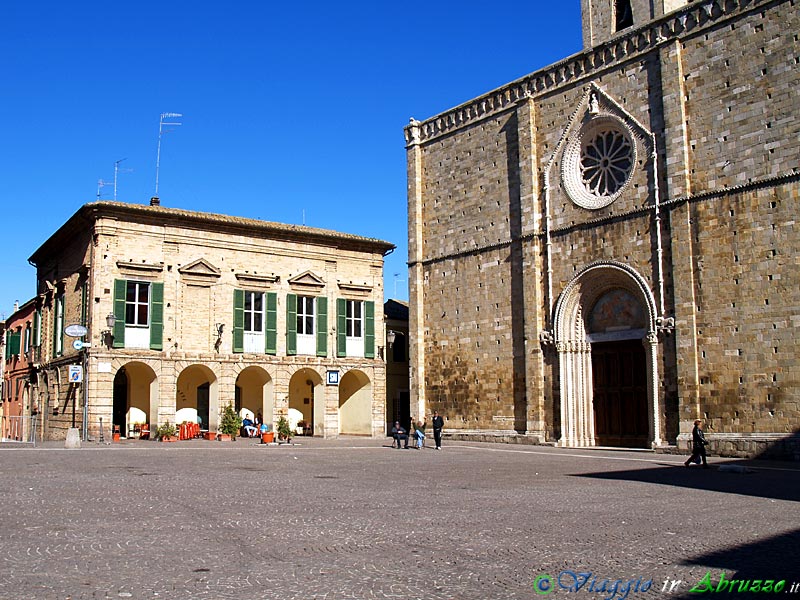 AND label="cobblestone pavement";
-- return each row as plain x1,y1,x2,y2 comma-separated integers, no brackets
0,437,798,600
